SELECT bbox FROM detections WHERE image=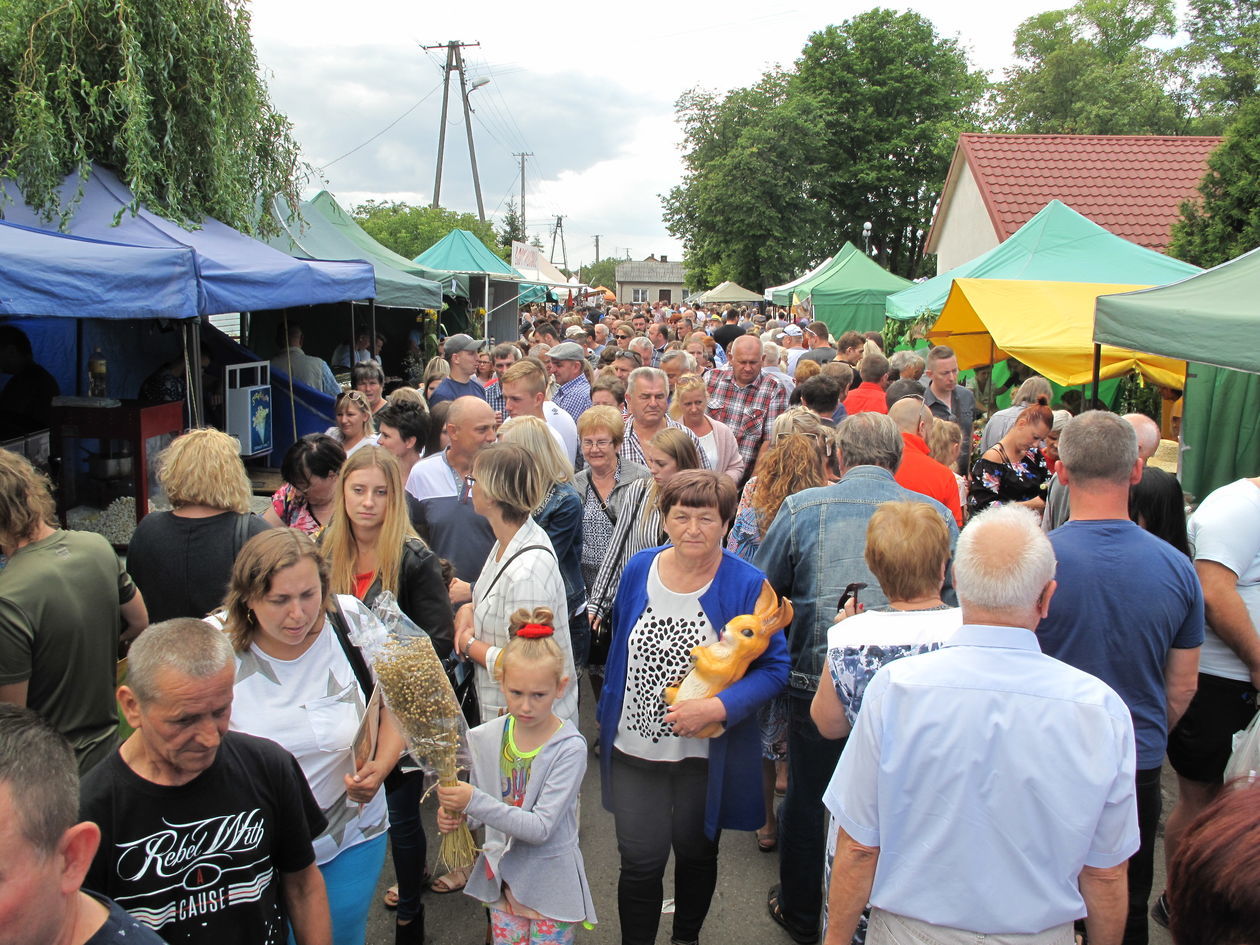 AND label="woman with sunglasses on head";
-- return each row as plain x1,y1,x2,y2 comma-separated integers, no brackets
319,445,454,943
263,433,347,538
326,390,378,457
726,406,834,851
